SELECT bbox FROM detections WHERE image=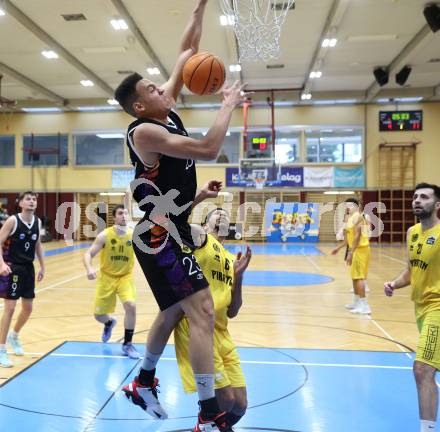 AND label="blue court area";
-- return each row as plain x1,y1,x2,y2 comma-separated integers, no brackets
243,271,333,286
0,342,418,432
224,243,323,256
44,243,90,257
